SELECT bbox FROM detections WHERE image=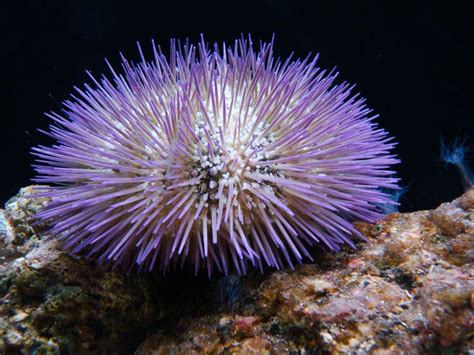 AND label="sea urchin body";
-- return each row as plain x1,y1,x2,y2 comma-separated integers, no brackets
33,36,399,275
